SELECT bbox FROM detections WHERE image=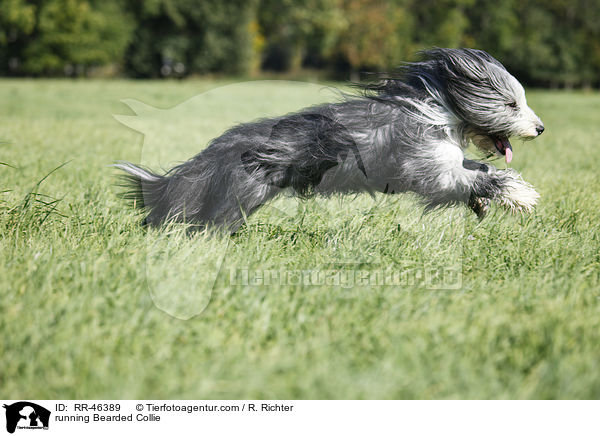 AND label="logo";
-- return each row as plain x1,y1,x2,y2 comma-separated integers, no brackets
3,402,50,433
